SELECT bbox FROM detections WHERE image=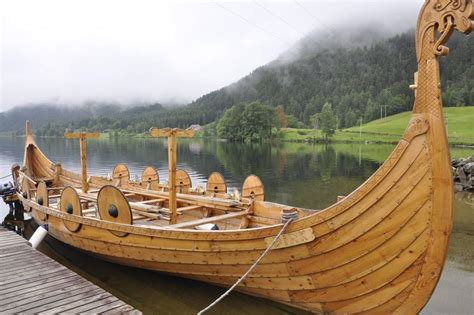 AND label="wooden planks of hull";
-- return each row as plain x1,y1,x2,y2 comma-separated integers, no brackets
17,1,474,311
18,117,446,314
